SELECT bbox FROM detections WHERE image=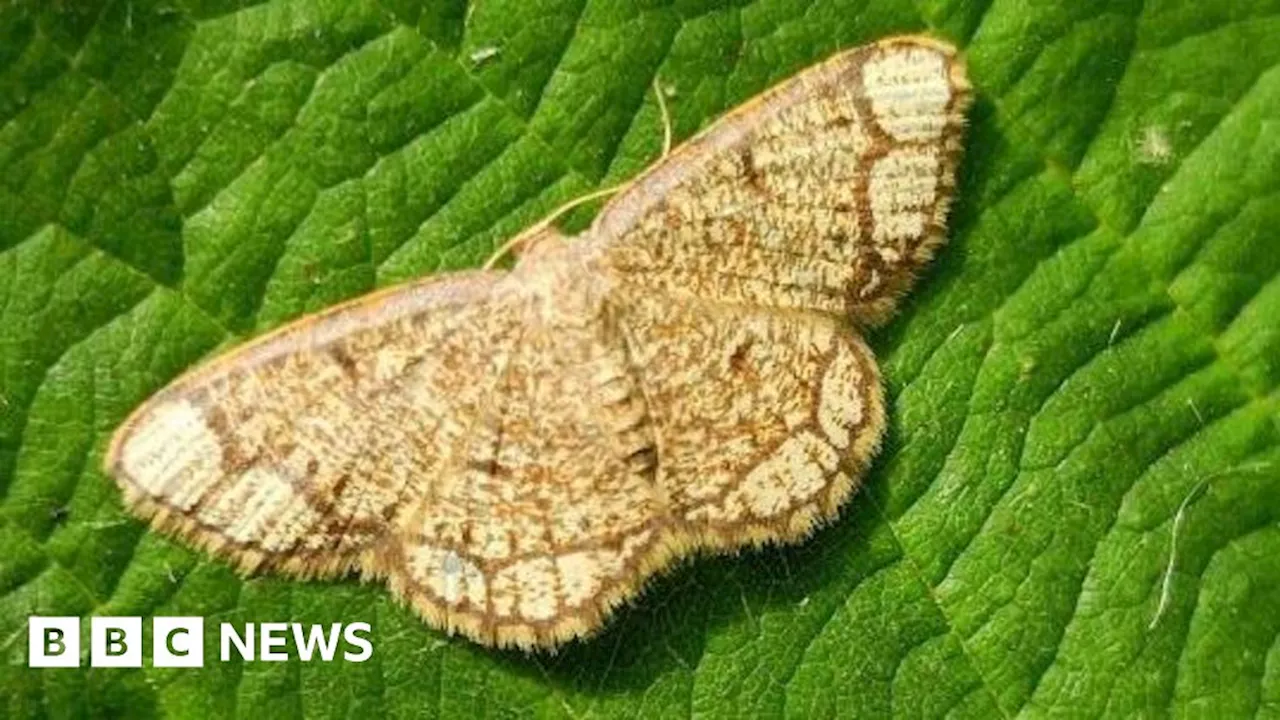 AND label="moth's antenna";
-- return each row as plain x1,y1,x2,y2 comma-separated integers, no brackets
654,76,673,157
482,74,675,271
482,185,626,270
